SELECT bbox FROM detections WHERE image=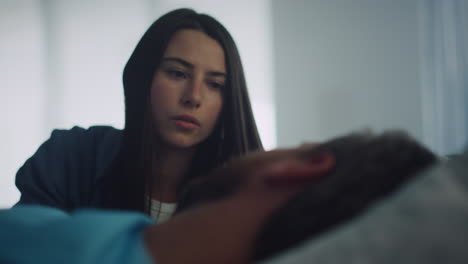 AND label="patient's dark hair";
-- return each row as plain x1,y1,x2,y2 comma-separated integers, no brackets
175,130,437,262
